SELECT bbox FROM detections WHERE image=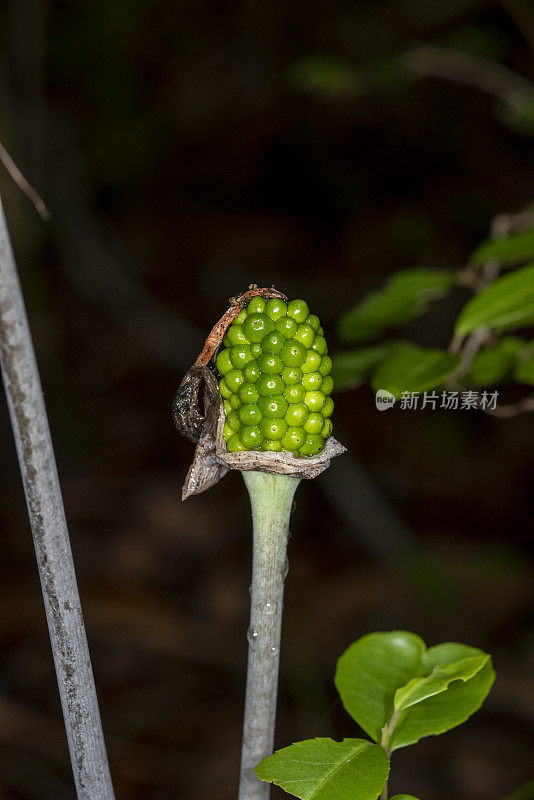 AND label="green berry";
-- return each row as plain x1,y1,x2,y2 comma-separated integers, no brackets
251,343,263,357
223,398,233,415
247,296,266,314
239,404,262,426
257,374,284,396
227,411,241,431
305,390,326,412
282,366,302,385
322,396,334,418
258,353,283,374
226,368,244,393
223,421,234,439
283,383,305,404
262,331,287,354
266,298,288,320
304,412,324,434
281,427,306,451
319,355,332,376
219,379,232,399
276,316,298,337
300,434,324,456
235,309,247,324
242,313,274,343
301,350,322,373
302,371,322,391
239,382,260,404
321,418,333,438
306,314,320,330
227,433,247,452
285,402,308,426
287,298,309,323
230,393,240,409
241,425,263,449
227,324,249,346
293,324,315,349
216,348,233,375
260,418,287,440
311,336,327,355
230,344,254,369
223,334,232,348
258,395,288,418
243,360,261,383
281,340,306,367
321,375,334,395
263,439,283,451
